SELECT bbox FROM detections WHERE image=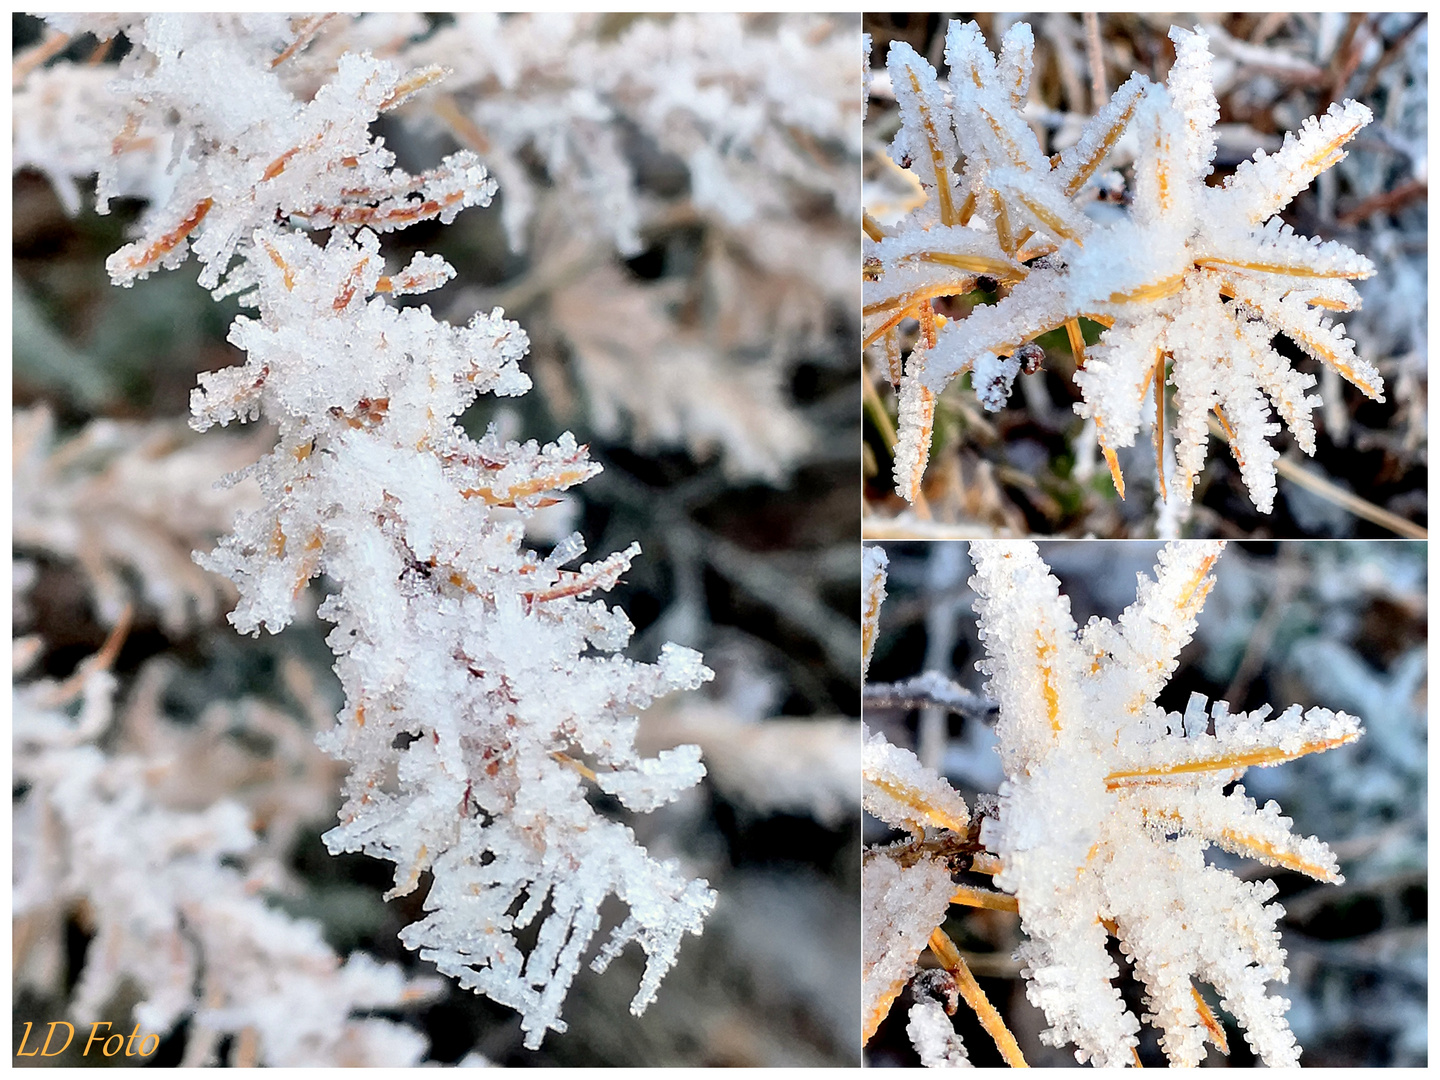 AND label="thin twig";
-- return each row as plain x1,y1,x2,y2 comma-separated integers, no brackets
684,523,862,674
233,1027,259,1068
270,13,339,68
1222,549,1301,705
1206,417,1426,538
861,515,1004,540
1336,178,1427,226
1247,12,1290,44
87,36,115,64
429,91,492,153
1359,13,1426,99
862,363,899,453
39,604,134,708
1083,12,1107,110
13,28,70,87
1276,456,1426,538
864,673,997,723
951,883,1019,913
1319,13,1368,112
